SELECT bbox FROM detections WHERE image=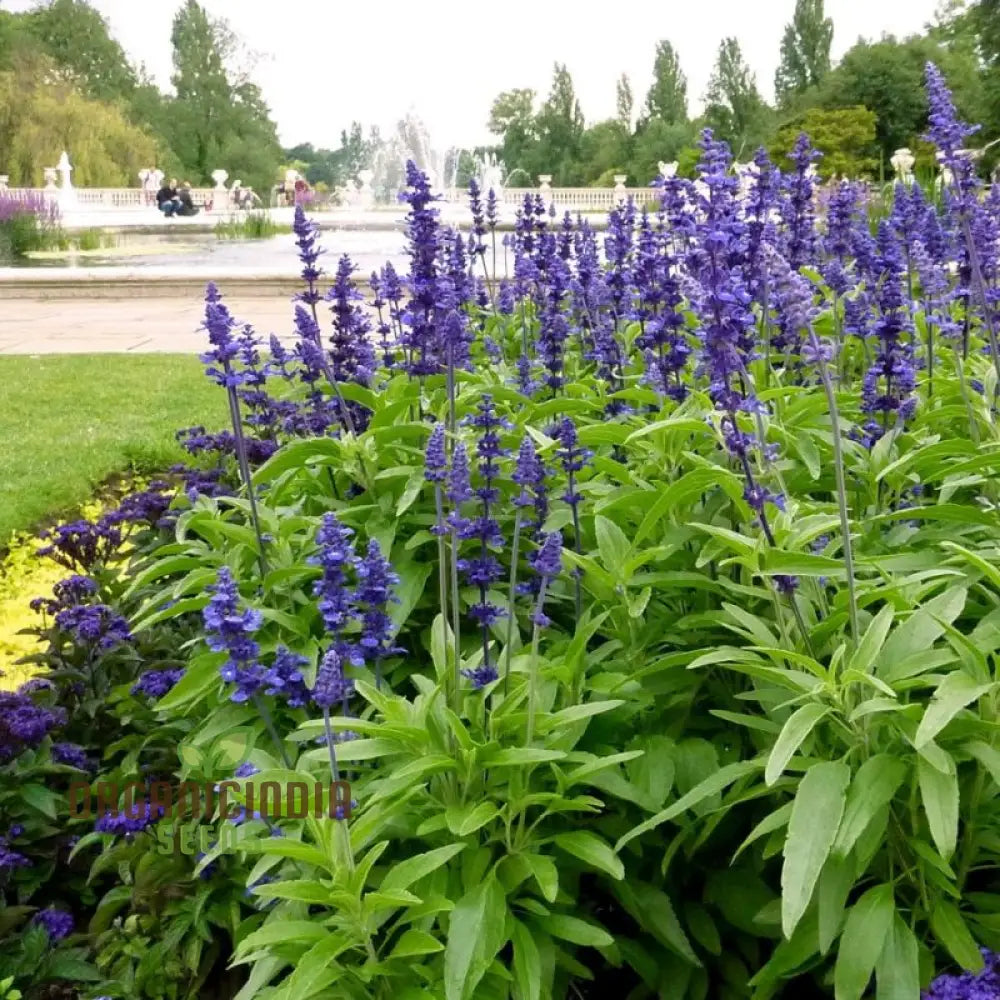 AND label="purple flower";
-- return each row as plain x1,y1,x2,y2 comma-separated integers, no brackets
924,949,1000,1000
37,520,121,572
0,689,65,762
0,840,31,871
131,668,184,699
51,742,89,770
32,908,73,942
781,133,820,269
203,567,264,703
54,604,132,652
353,540,403,669
860,222,917,446
95,800,164,837
293,206,325,309
312,647,354,710
326,254,376,386
262,647,310,708
530,531,563,581
512,435,549,537
313,514,357,636
425,424,448,484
